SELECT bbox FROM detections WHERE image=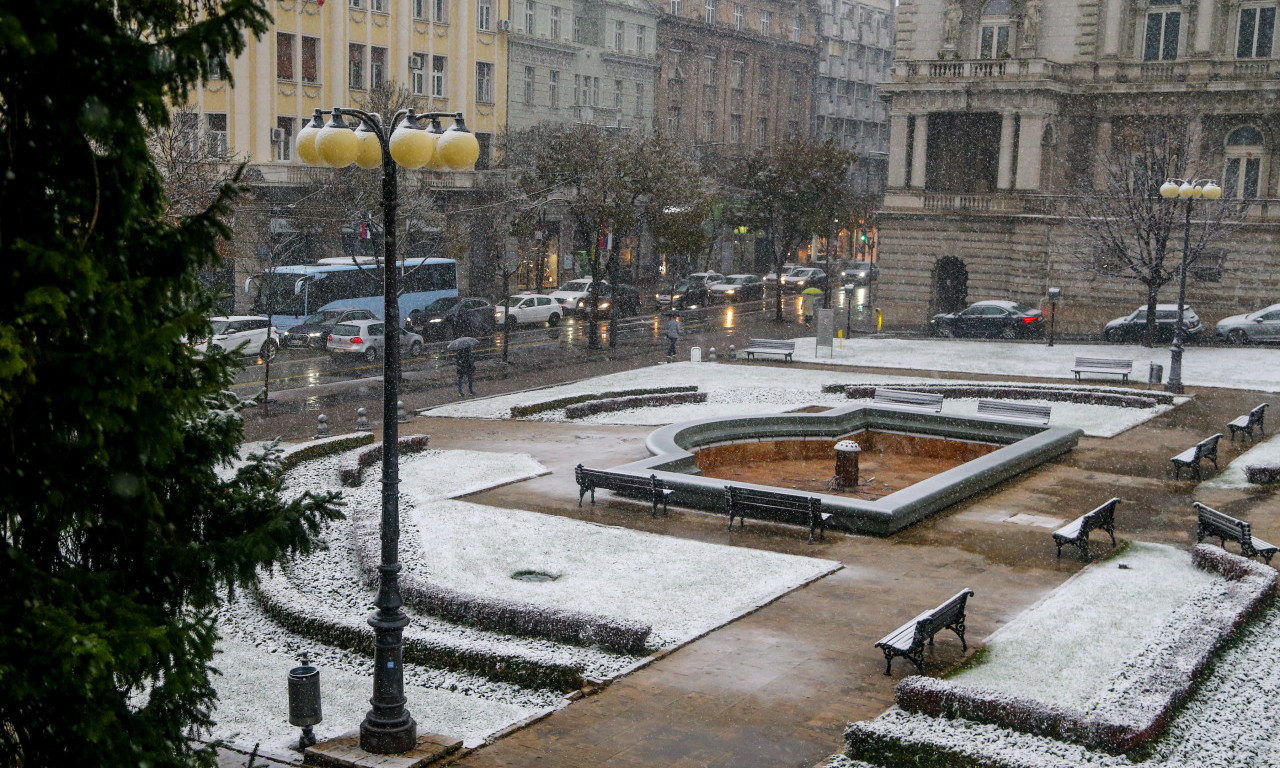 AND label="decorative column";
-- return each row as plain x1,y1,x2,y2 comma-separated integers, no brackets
1093,118,1112,190
1102,0,1124,56
1014,114,1046,191
887,113,910,188
910,113,928,189
997,113,1017,190
1196,0,1216,54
